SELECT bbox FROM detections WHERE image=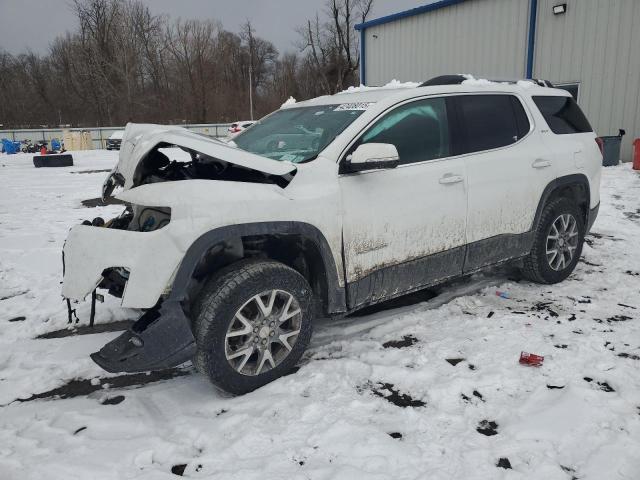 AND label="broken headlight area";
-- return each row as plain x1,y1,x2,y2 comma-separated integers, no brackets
99,267,129,298
81,205,171,233
132,205,171,232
